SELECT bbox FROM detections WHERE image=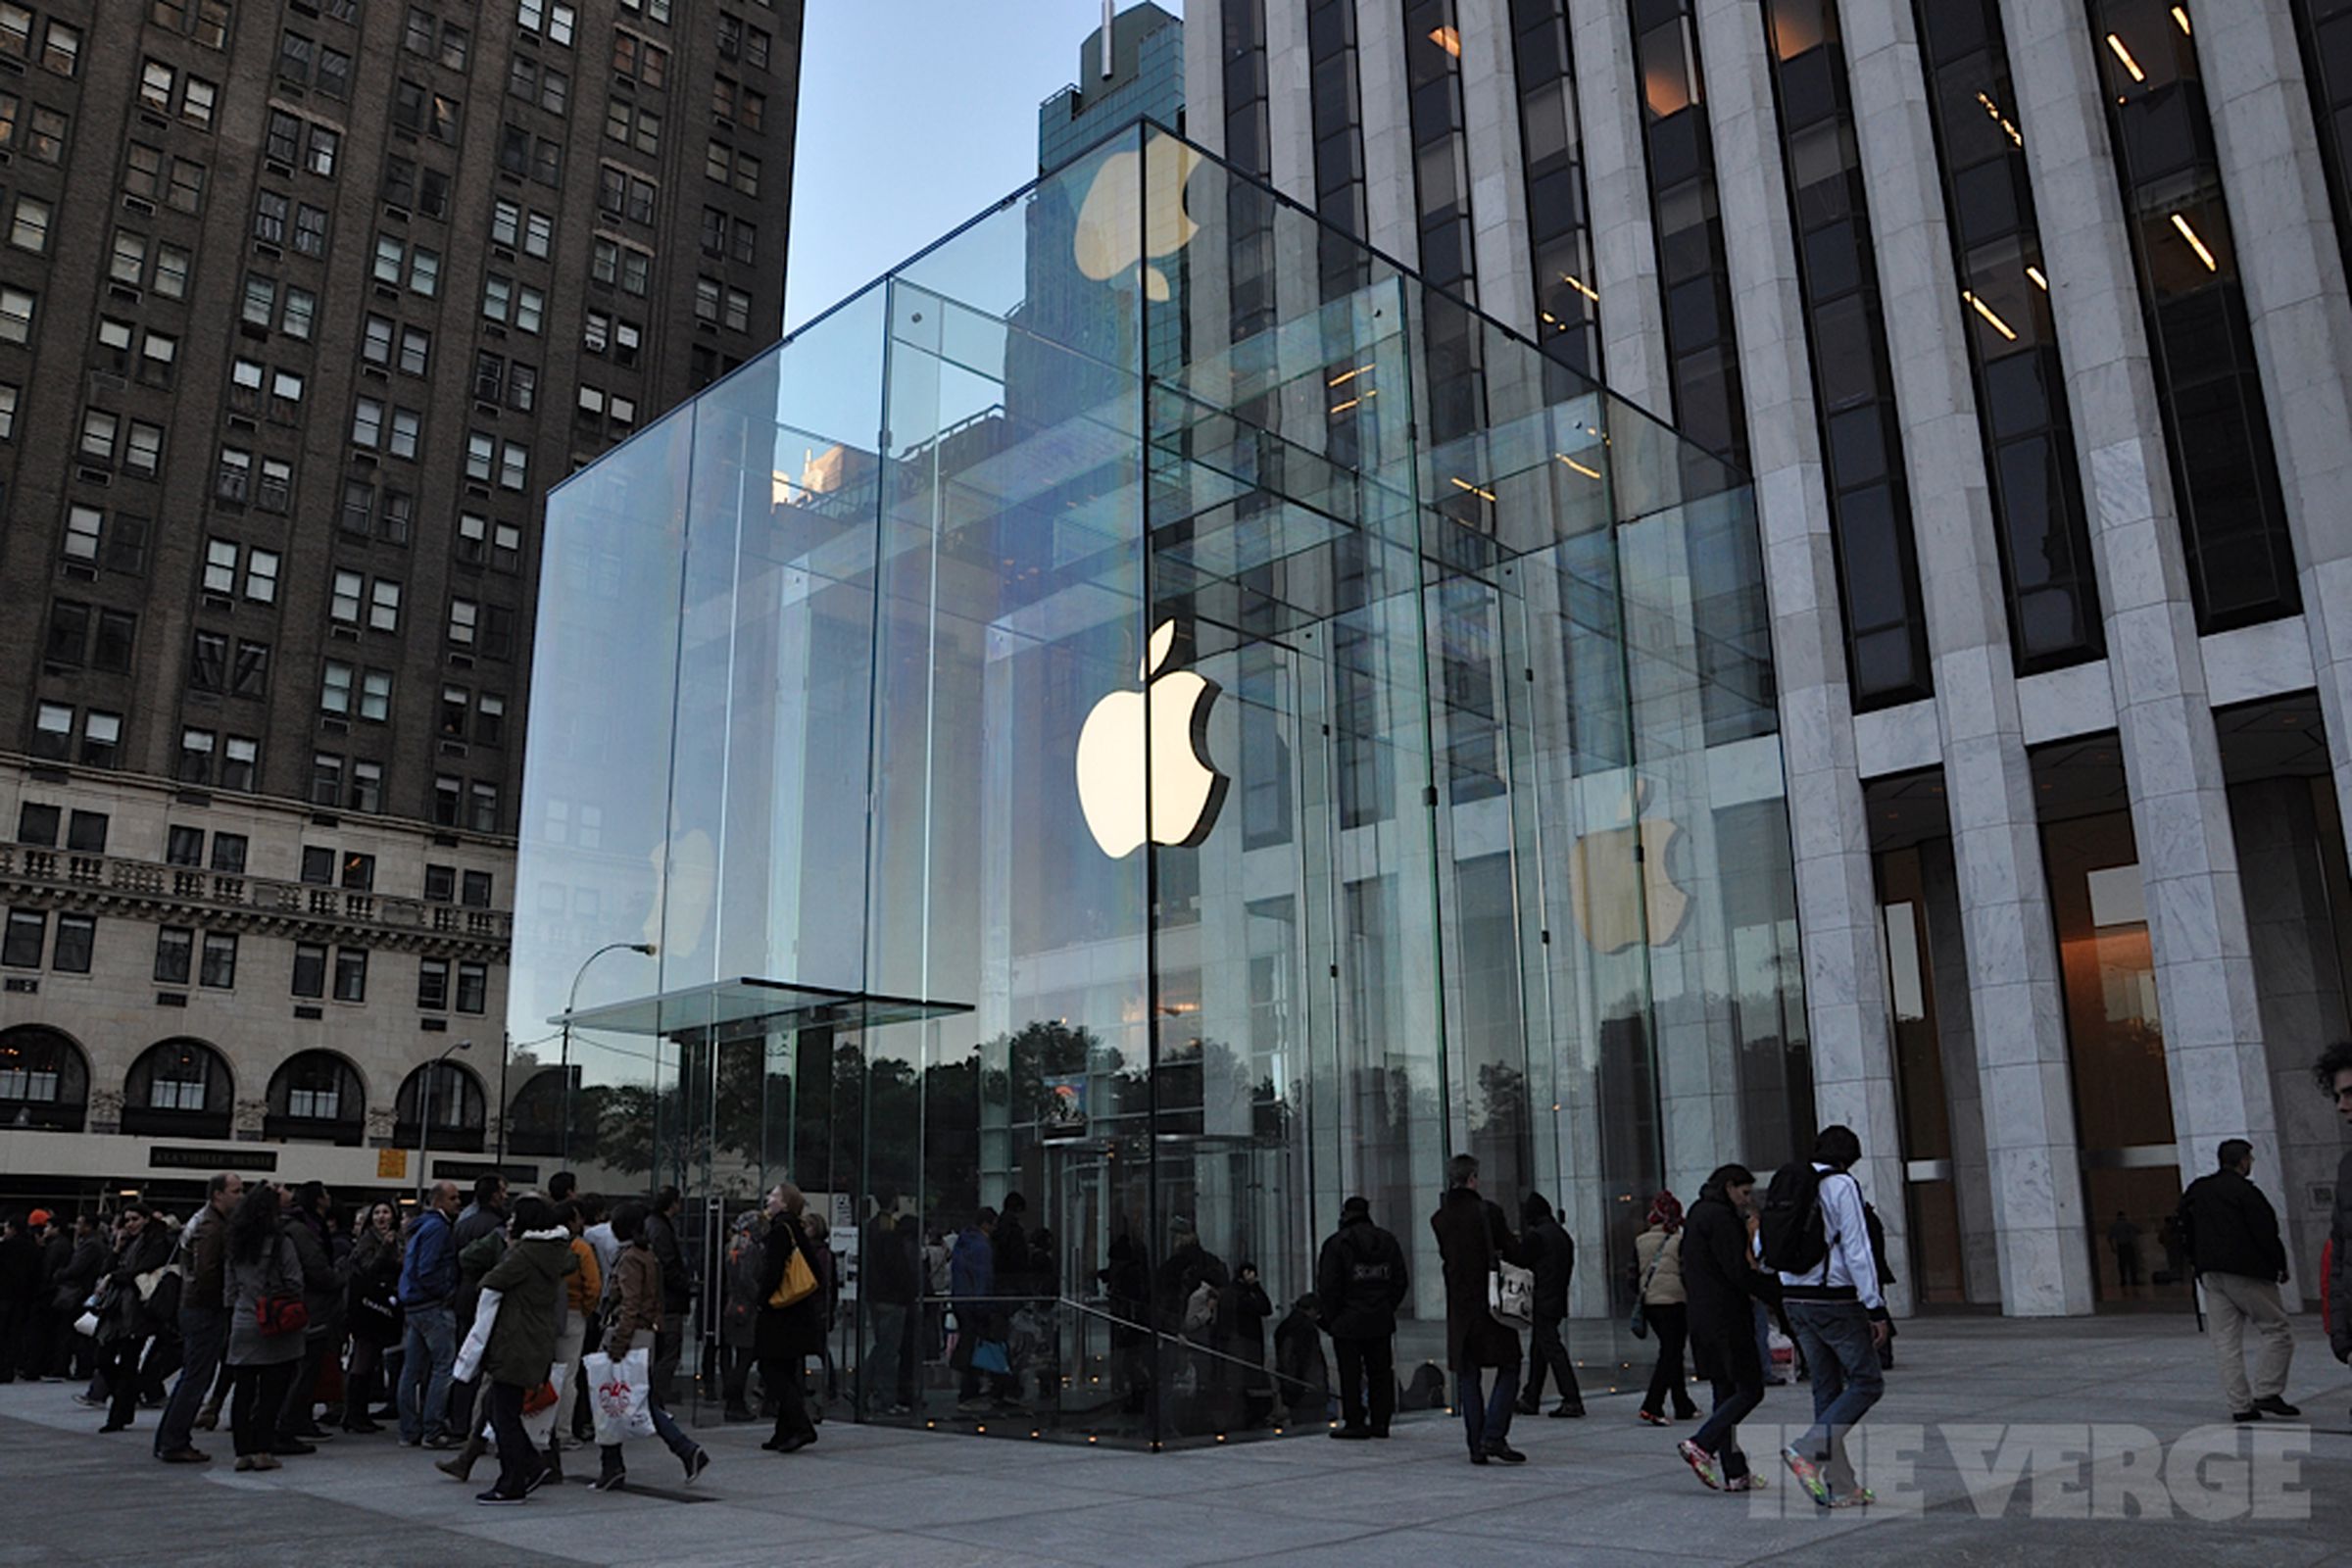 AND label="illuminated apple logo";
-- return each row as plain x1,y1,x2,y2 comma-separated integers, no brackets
1074,621,1229,858
1567,779,1691,955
